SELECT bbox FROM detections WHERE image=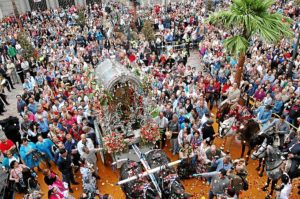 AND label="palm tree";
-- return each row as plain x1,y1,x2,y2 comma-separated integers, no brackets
207,0,292,86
